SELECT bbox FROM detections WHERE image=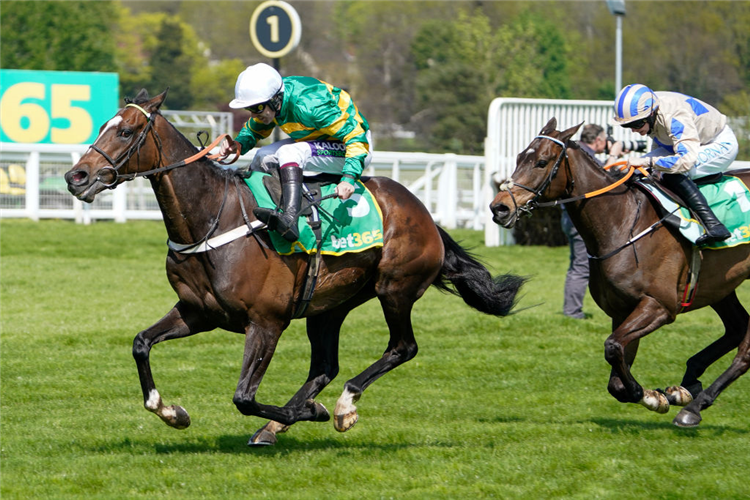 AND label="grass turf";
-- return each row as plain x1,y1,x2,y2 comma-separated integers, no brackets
2,219,749,499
